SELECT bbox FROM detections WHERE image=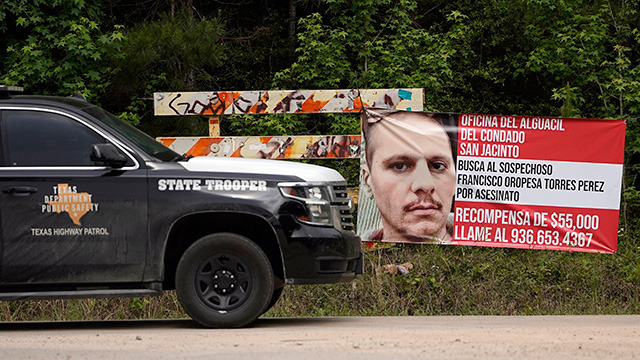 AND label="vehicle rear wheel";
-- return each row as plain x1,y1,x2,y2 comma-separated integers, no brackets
175,233,274,328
